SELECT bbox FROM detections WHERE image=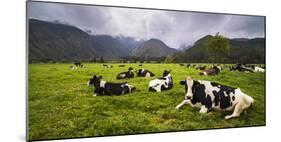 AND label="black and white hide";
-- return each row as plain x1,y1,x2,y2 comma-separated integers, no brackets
200,66,222,76
148,70,173,92
135,69,155,77
116,67,134,79
103,64,113,68
88,75,136,96
176,77,254,120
